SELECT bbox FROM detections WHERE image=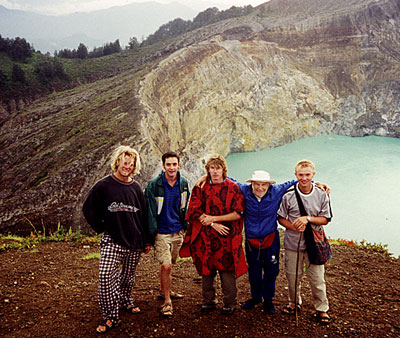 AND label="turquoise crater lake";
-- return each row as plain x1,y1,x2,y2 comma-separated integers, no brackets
226,135,400,257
